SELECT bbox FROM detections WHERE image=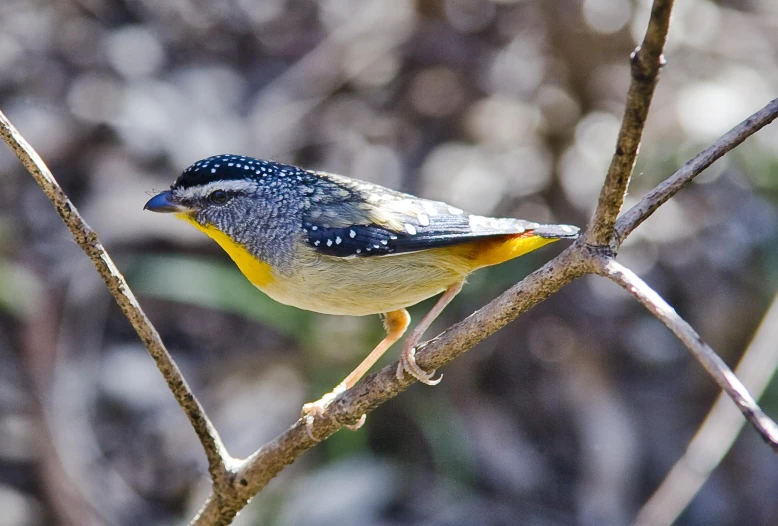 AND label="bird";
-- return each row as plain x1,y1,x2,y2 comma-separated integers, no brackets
144,154,578,435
